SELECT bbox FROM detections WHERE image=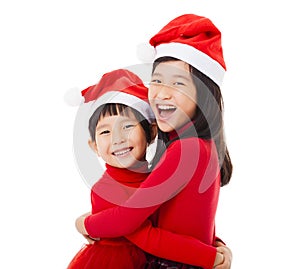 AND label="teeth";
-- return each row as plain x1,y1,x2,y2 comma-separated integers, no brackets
113,148,131,156
157,104,176,110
